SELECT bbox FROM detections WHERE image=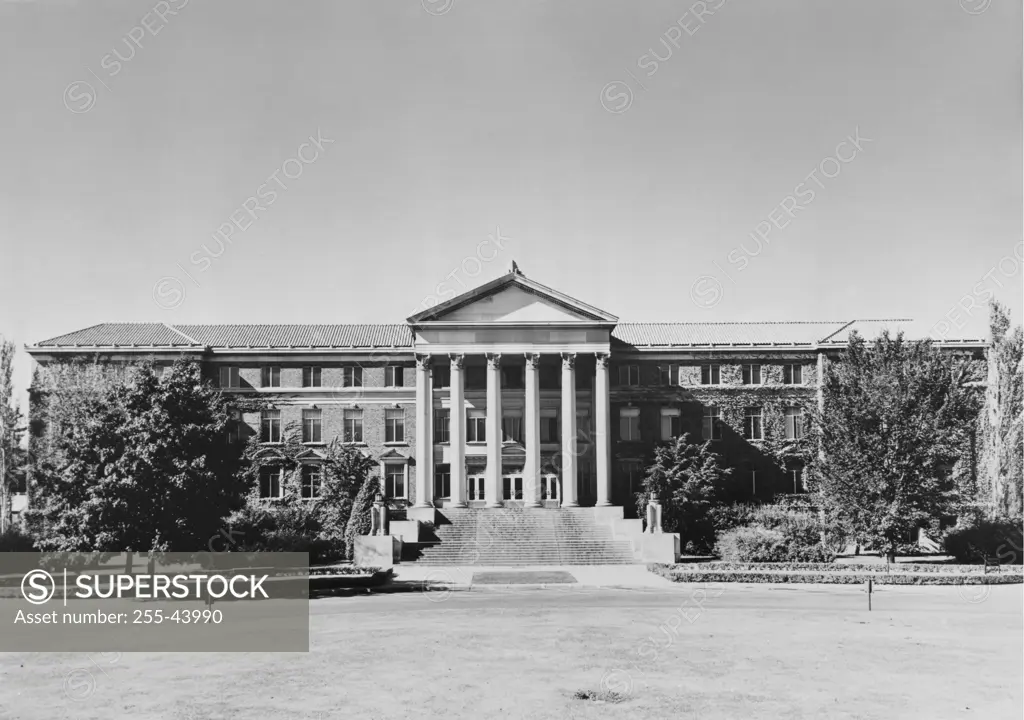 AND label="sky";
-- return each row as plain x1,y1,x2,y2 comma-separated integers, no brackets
1,0,1021,413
